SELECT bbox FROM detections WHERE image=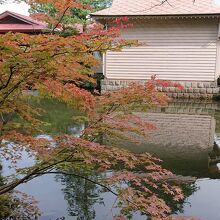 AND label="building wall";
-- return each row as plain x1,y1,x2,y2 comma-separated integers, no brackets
104,18,219,82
